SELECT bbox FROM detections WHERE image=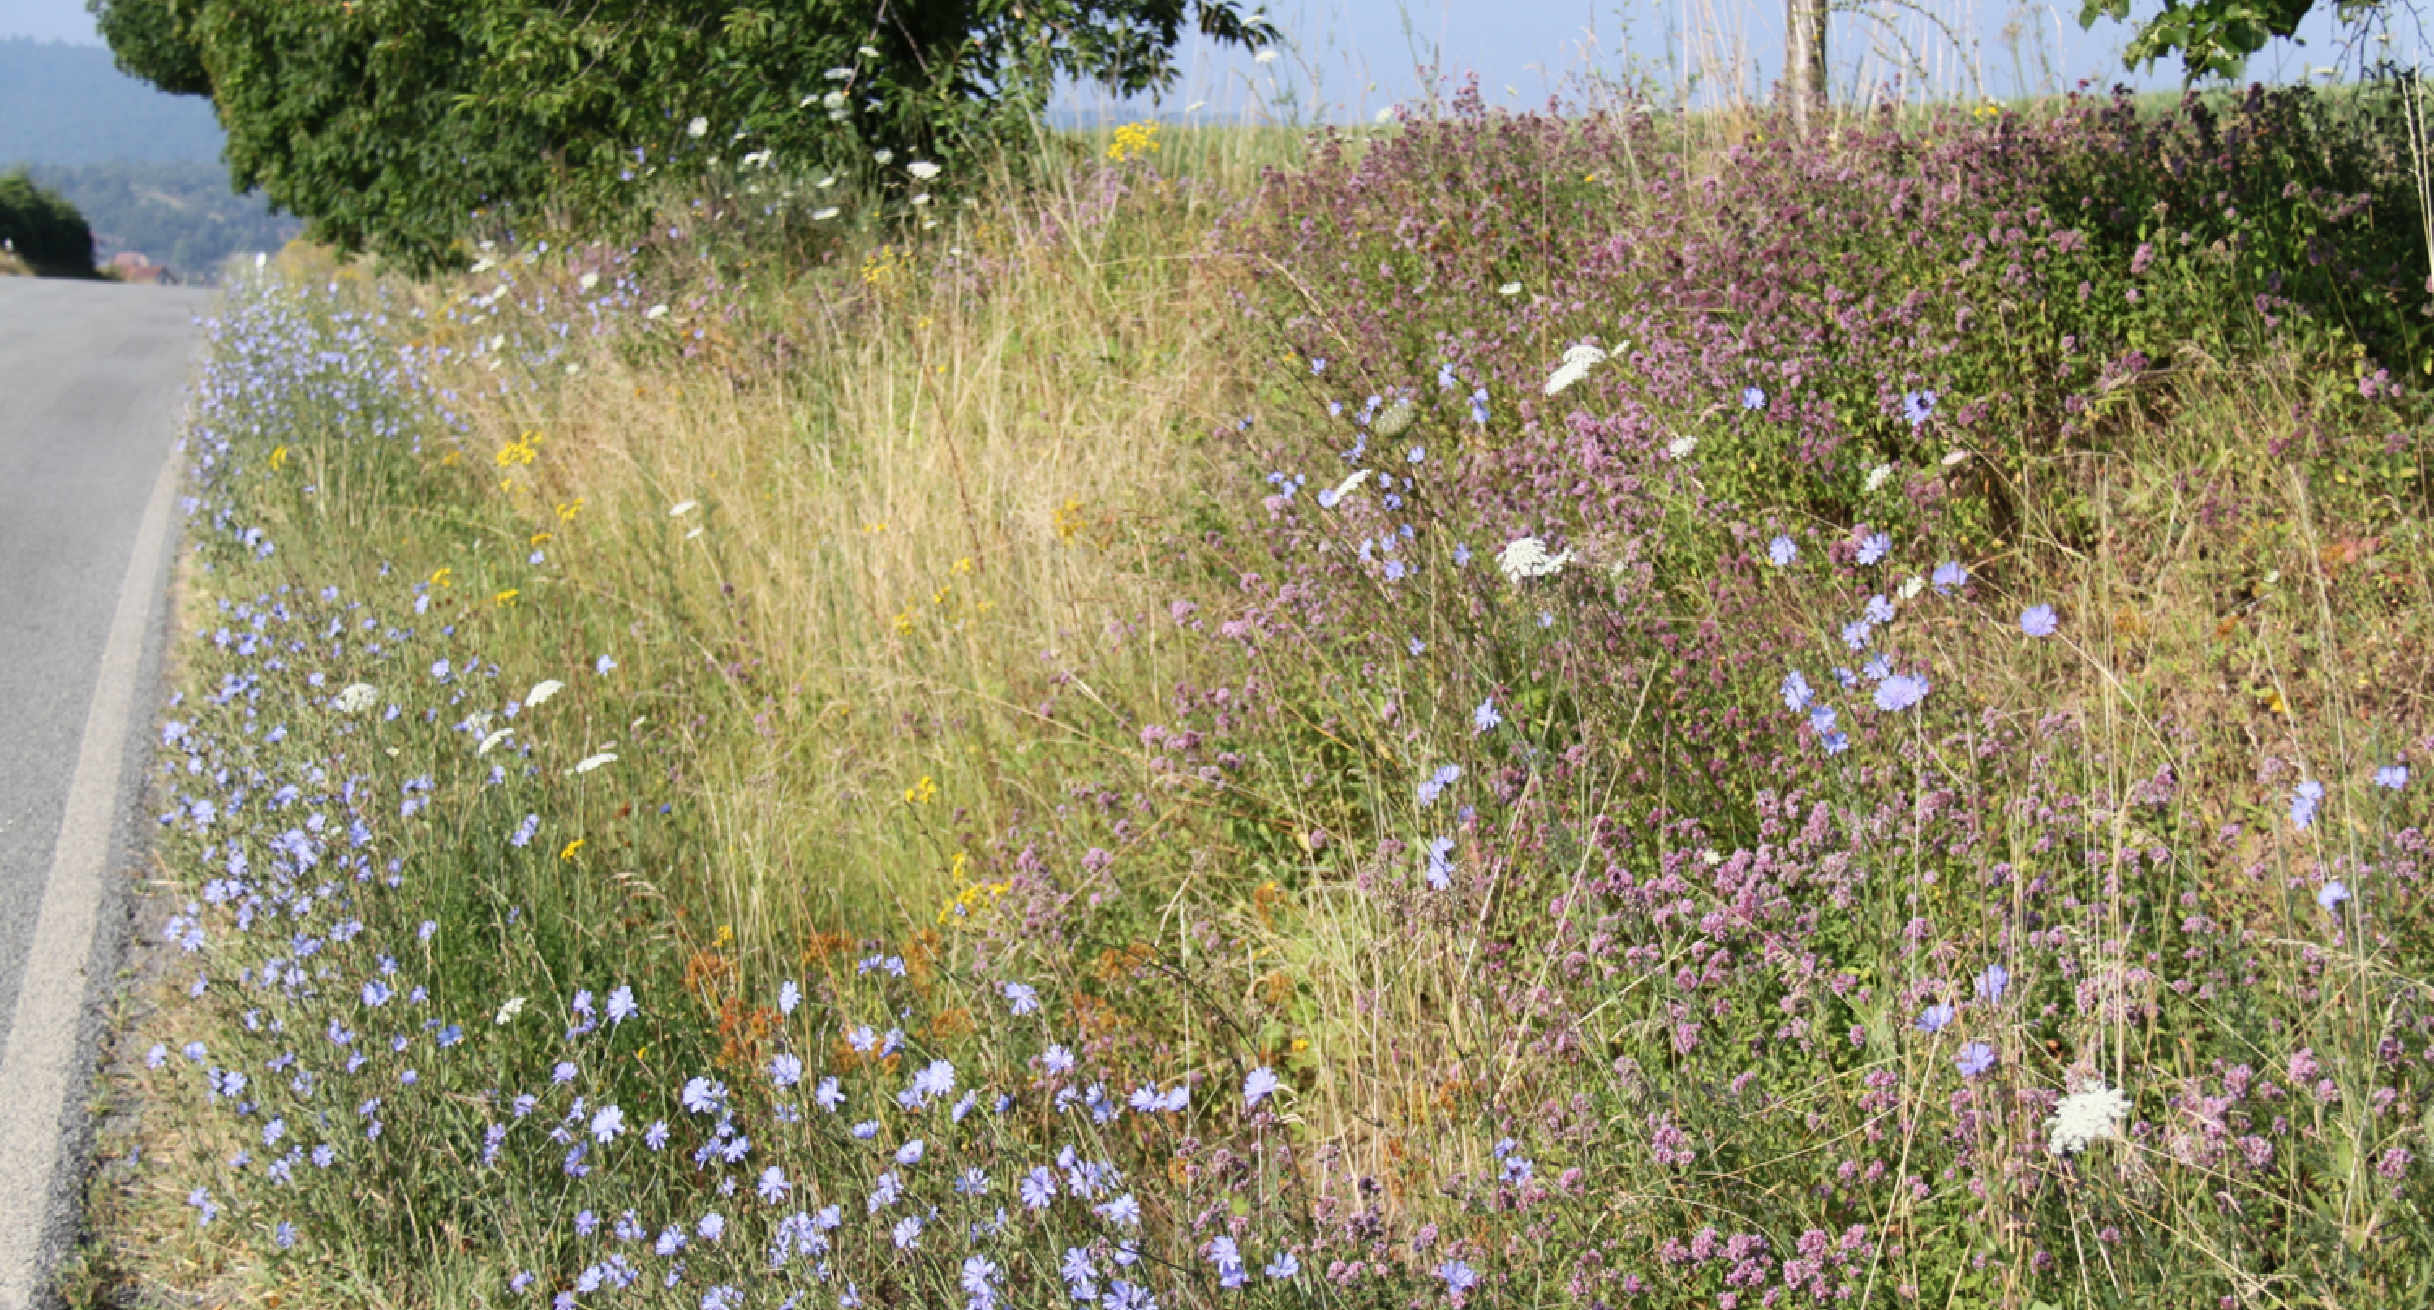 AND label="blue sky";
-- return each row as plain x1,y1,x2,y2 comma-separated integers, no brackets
3,0,2402,125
